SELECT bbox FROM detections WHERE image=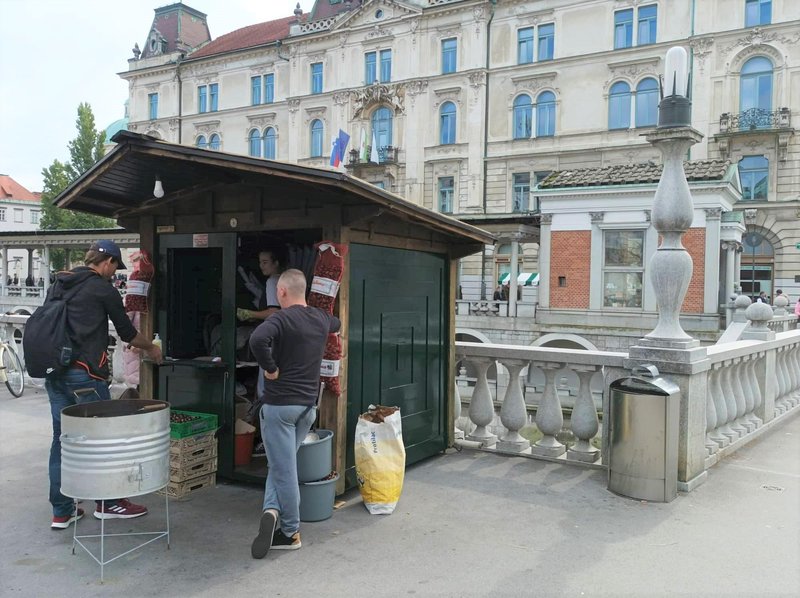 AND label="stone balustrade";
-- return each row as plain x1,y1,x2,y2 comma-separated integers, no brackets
455,342,626,465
